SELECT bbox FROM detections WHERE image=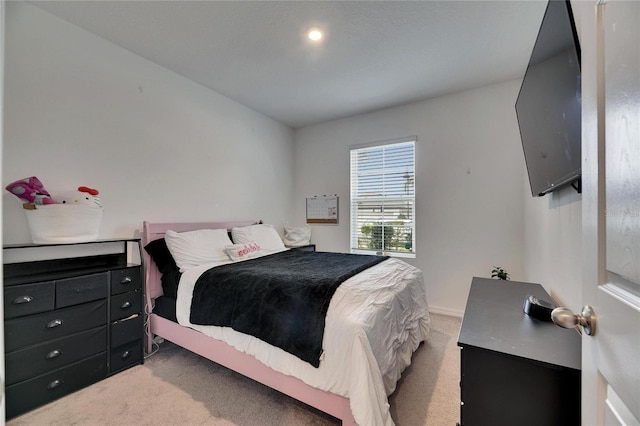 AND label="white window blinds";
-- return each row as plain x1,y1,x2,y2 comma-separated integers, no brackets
350,138,415,257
